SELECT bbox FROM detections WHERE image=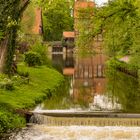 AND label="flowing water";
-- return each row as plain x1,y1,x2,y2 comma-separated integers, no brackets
9,53,140,140
9,126,140,140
